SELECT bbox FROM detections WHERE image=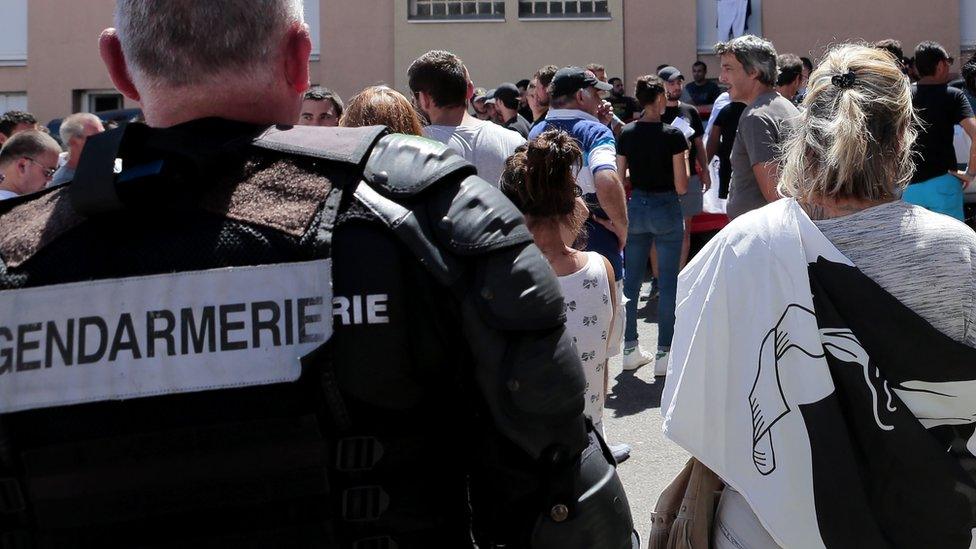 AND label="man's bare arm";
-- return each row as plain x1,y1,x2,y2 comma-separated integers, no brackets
752,161,781,203
594,169,629,250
